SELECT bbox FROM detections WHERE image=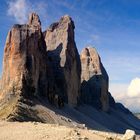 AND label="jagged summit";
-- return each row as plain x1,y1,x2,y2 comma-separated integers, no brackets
81,47,102,79
60,15,75,28
61,14,72,20
28,12,41,27
47,15,75,32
